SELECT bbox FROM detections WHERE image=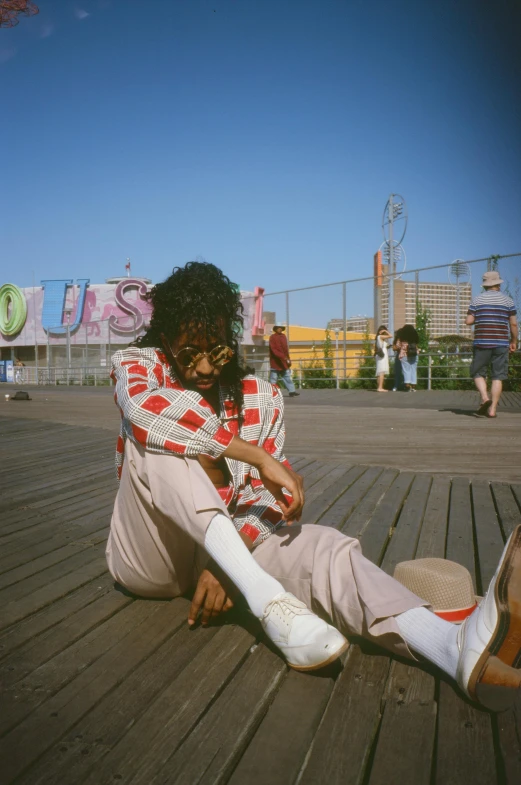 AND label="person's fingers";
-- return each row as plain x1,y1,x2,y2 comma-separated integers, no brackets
223,597,234,612
212,590,226,617
201,591,216,627
284,474,305,521
188,583,206,626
